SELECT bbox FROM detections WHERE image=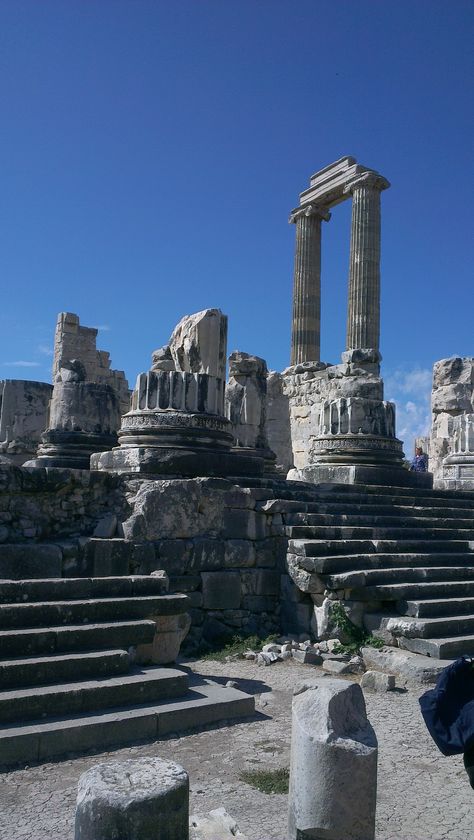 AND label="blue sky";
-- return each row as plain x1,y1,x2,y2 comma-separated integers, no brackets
1,1,473,453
